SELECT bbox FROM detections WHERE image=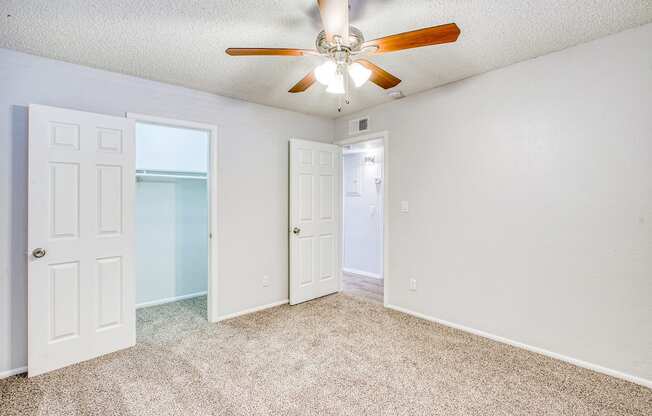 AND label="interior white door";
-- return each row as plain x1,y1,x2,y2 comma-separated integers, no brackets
28,104,136,377
289,139,341,305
